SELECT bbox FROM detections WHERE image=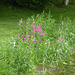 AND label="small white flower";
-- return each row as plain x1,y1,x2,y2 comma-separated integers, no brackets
13,41,16,47
45,43,47,44
12,37,13,39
